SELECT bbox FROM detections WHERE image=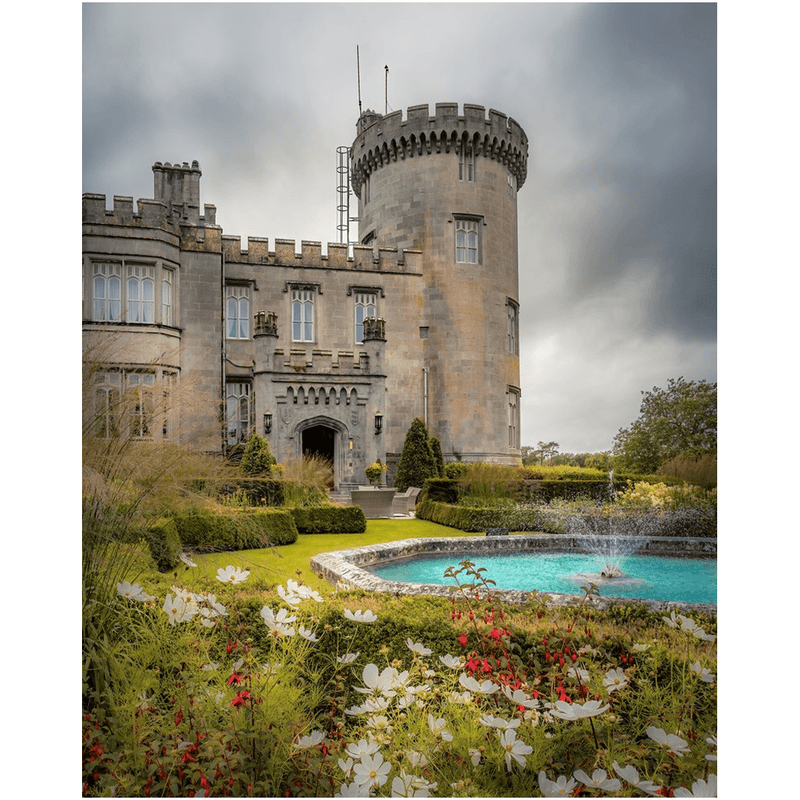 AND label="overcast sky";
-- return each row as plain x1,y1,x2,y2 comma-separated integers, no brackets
82,2,717,454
